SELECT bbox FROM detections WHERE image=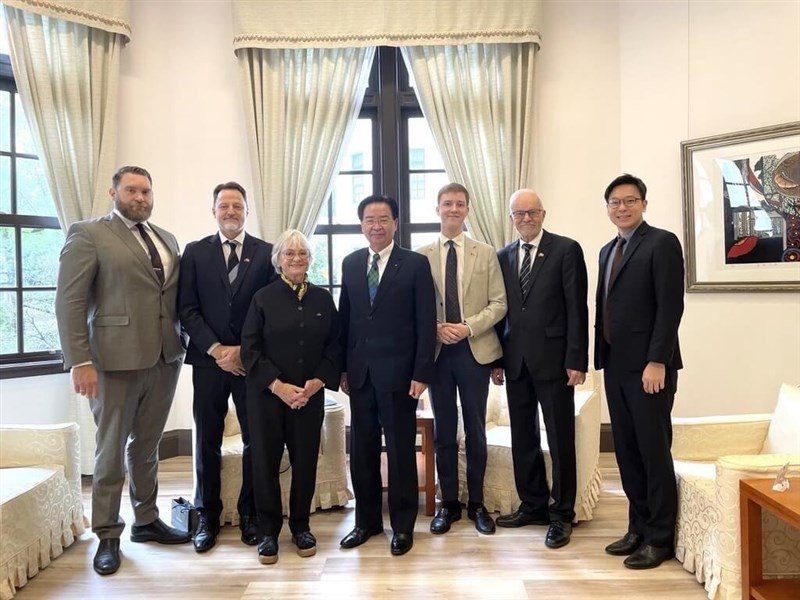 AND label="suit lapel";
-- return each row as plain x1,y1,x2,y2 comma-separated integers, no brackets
523,231,552,302
230,233,255,297
371,245,403,313
609,221,650,292
207,234,229,291
462,238,478,295
424,242,443,299
105,214,162,285
500,242,521,303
